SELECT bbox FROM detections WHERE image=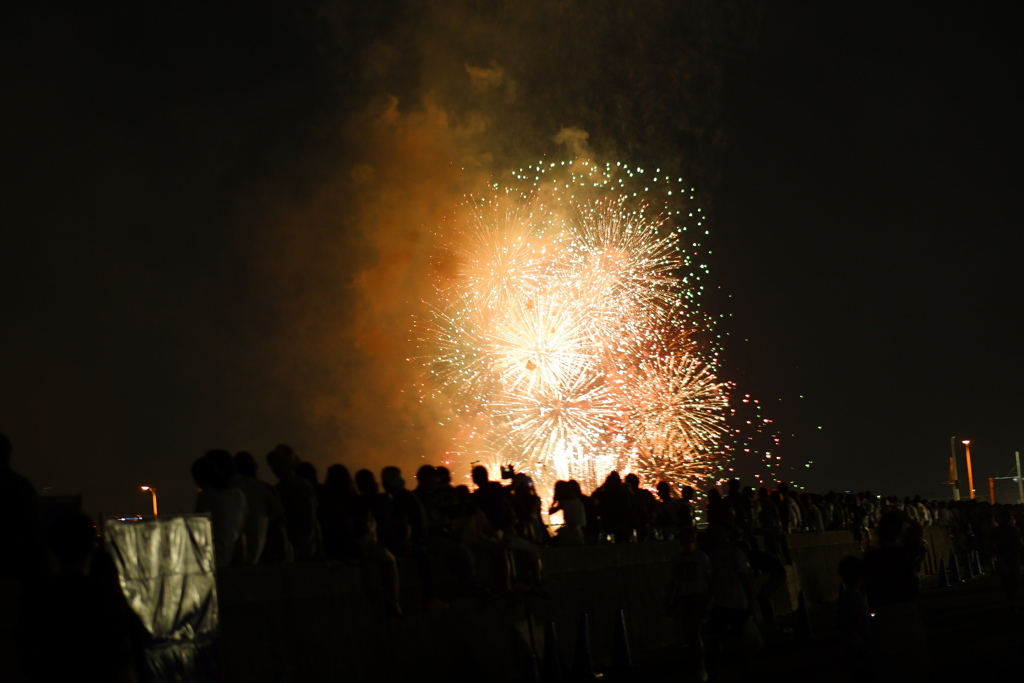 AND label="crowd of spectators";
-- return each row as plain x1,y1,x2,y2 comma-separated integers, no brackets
182,448,1024,680
5,429,1024,682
